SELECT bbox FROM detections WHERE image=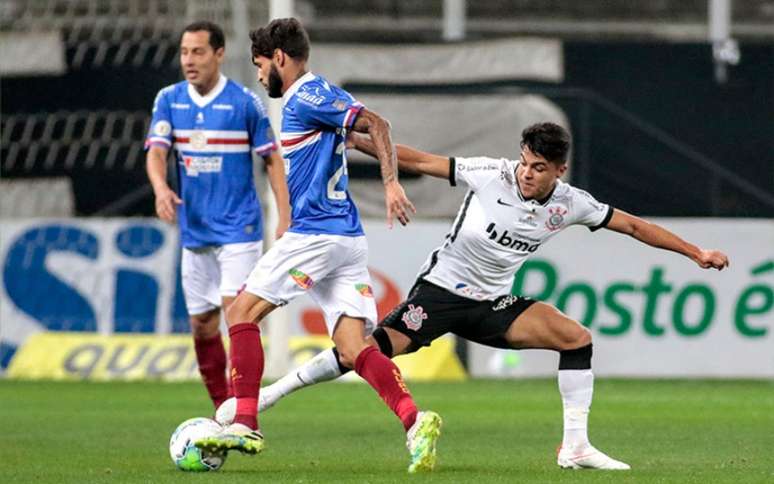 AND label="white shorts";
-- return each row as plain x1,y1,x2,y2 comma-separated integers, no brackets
181,241,263,316
243,232,377,336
